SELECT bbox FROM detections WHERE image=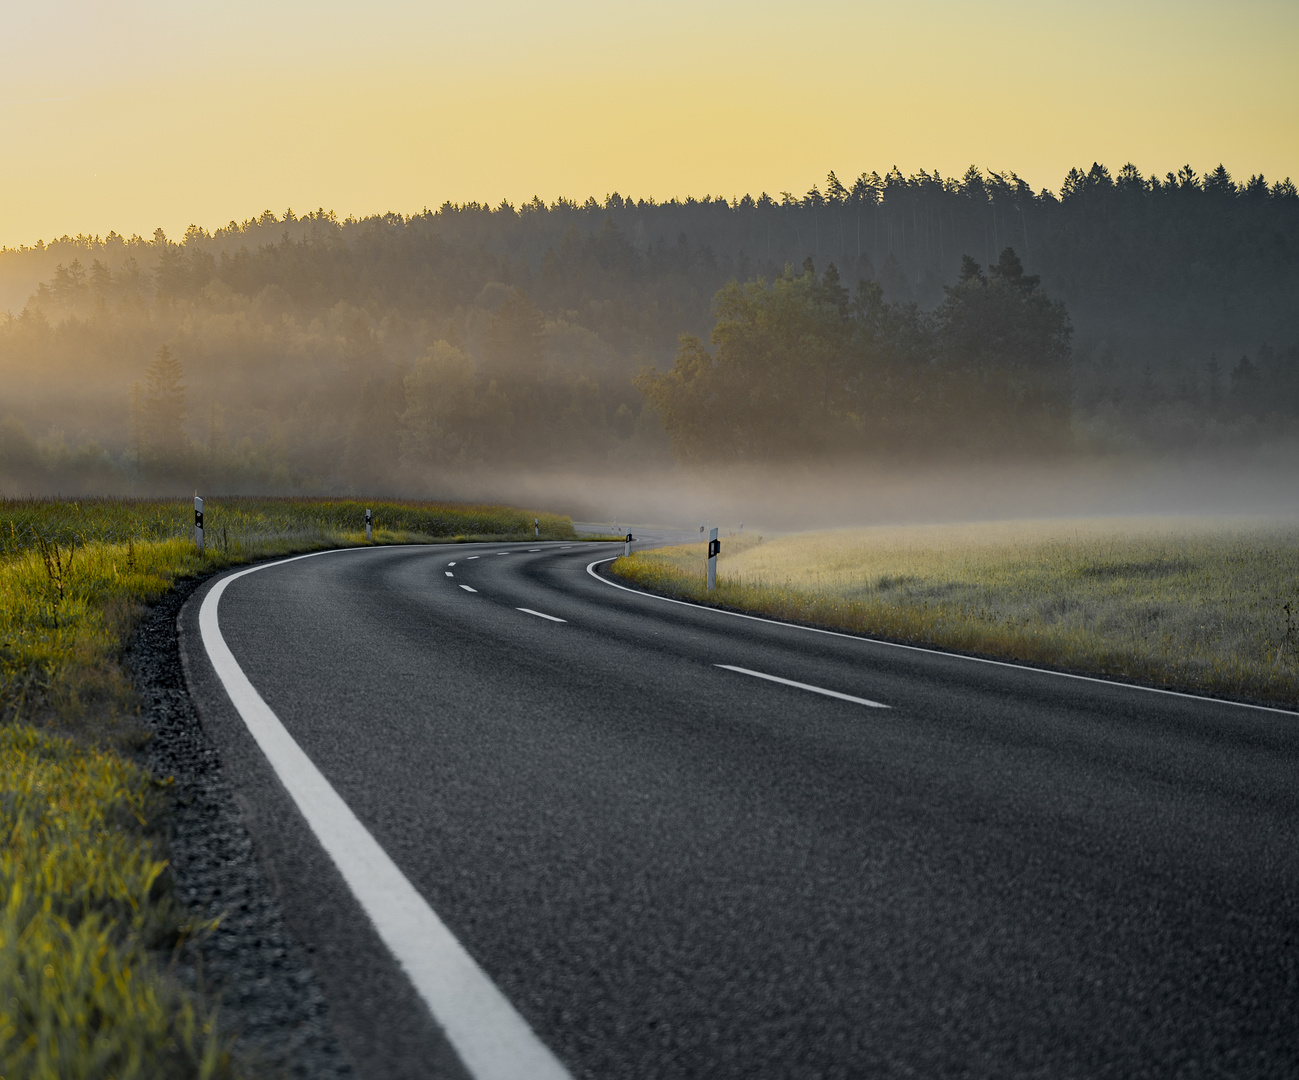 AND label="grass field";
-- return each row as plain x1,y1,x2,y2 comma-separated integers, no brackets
0,495,577,1077
613,516,1299,707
